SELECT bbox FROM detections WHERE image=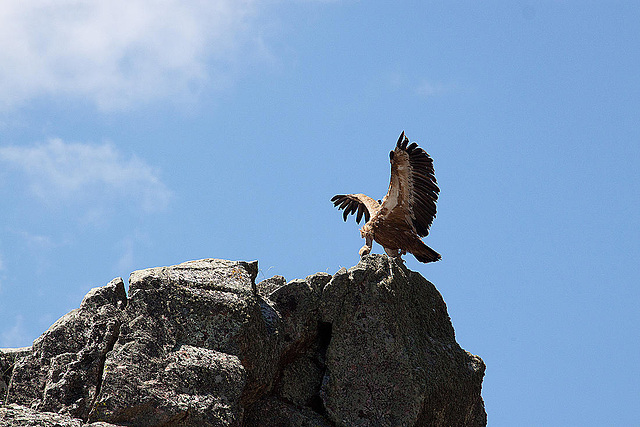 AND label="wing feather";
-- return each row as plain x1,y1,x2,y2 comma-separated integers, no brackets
332,194,379,224
380,131,439,237
356,203,366,223
343,205,351,221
